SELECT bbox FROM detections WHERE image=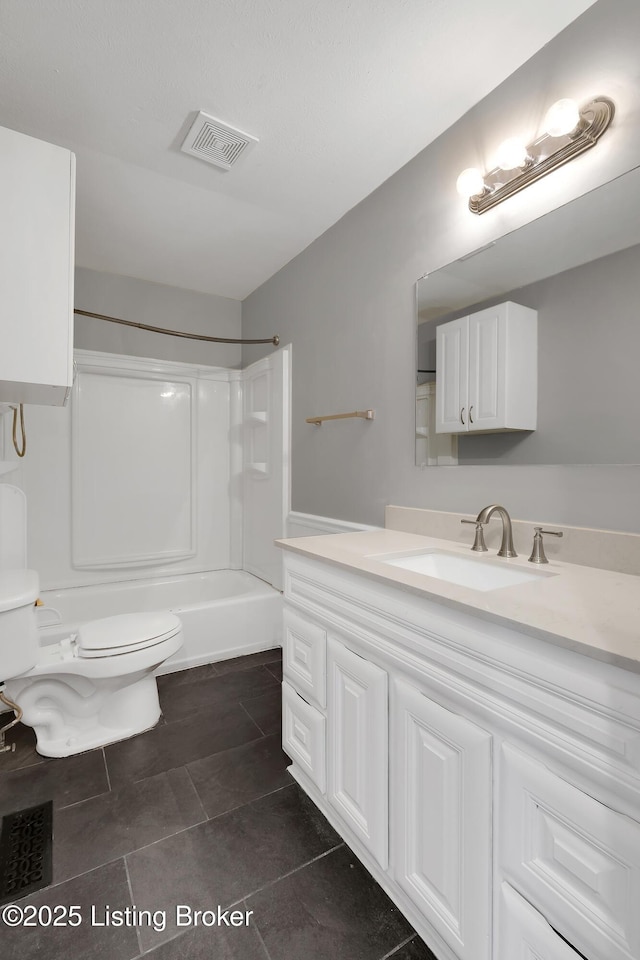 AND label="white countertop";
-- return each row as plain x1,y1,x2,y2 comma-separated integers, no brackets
277,529,640,673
